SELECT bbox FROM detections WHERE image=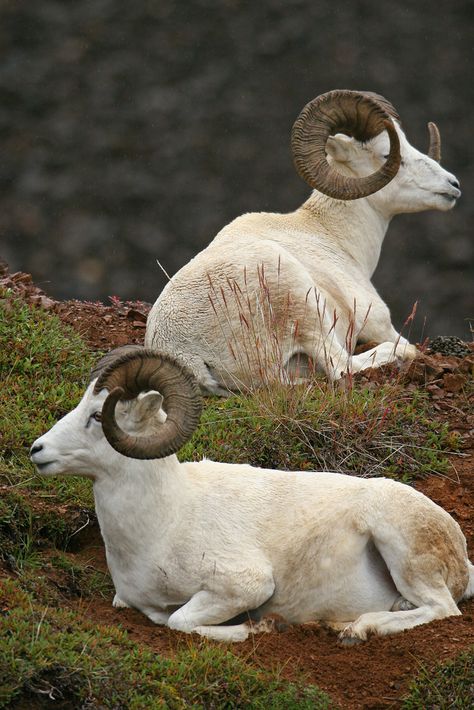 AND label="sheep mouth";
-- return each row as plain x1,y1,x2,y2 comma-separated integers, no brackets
437,190,461,202
34,461,57,472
